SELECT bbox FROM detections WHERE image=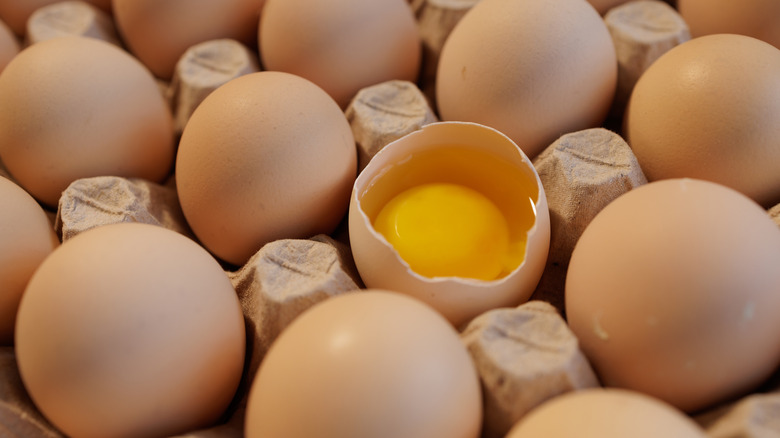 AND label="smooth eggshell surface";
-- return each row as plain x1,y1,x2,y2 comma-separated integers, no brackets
678,0,780,48
0,36,174,207
176,71,357,266
259,0,421,108
436,0,617,159
0,177,58,345
112,0,264,79
245,290,482,438
506,388,708,438
566,179,780,413
349,122,550,328
625,34,780,207
15,223,245,438
0,0,111,36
